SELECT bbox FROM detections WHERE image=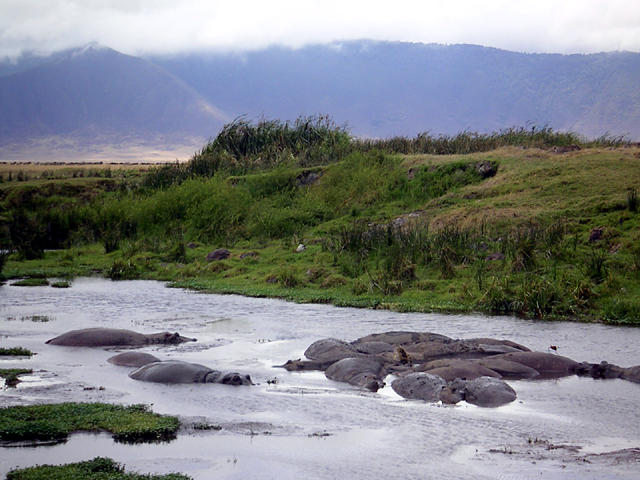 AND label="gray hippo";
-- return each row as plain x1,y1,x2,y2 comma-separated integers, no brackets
107,352,161,367
46,328,197,346
325,357,387,392
129,360,252,385
280,330,640,408
391,373,516,407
